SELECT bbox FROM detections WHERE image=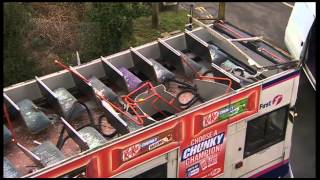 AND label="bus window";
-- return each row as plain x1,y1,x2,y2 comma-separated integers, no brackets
134,163,167,178
57,166,87,178
244,106,288,158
